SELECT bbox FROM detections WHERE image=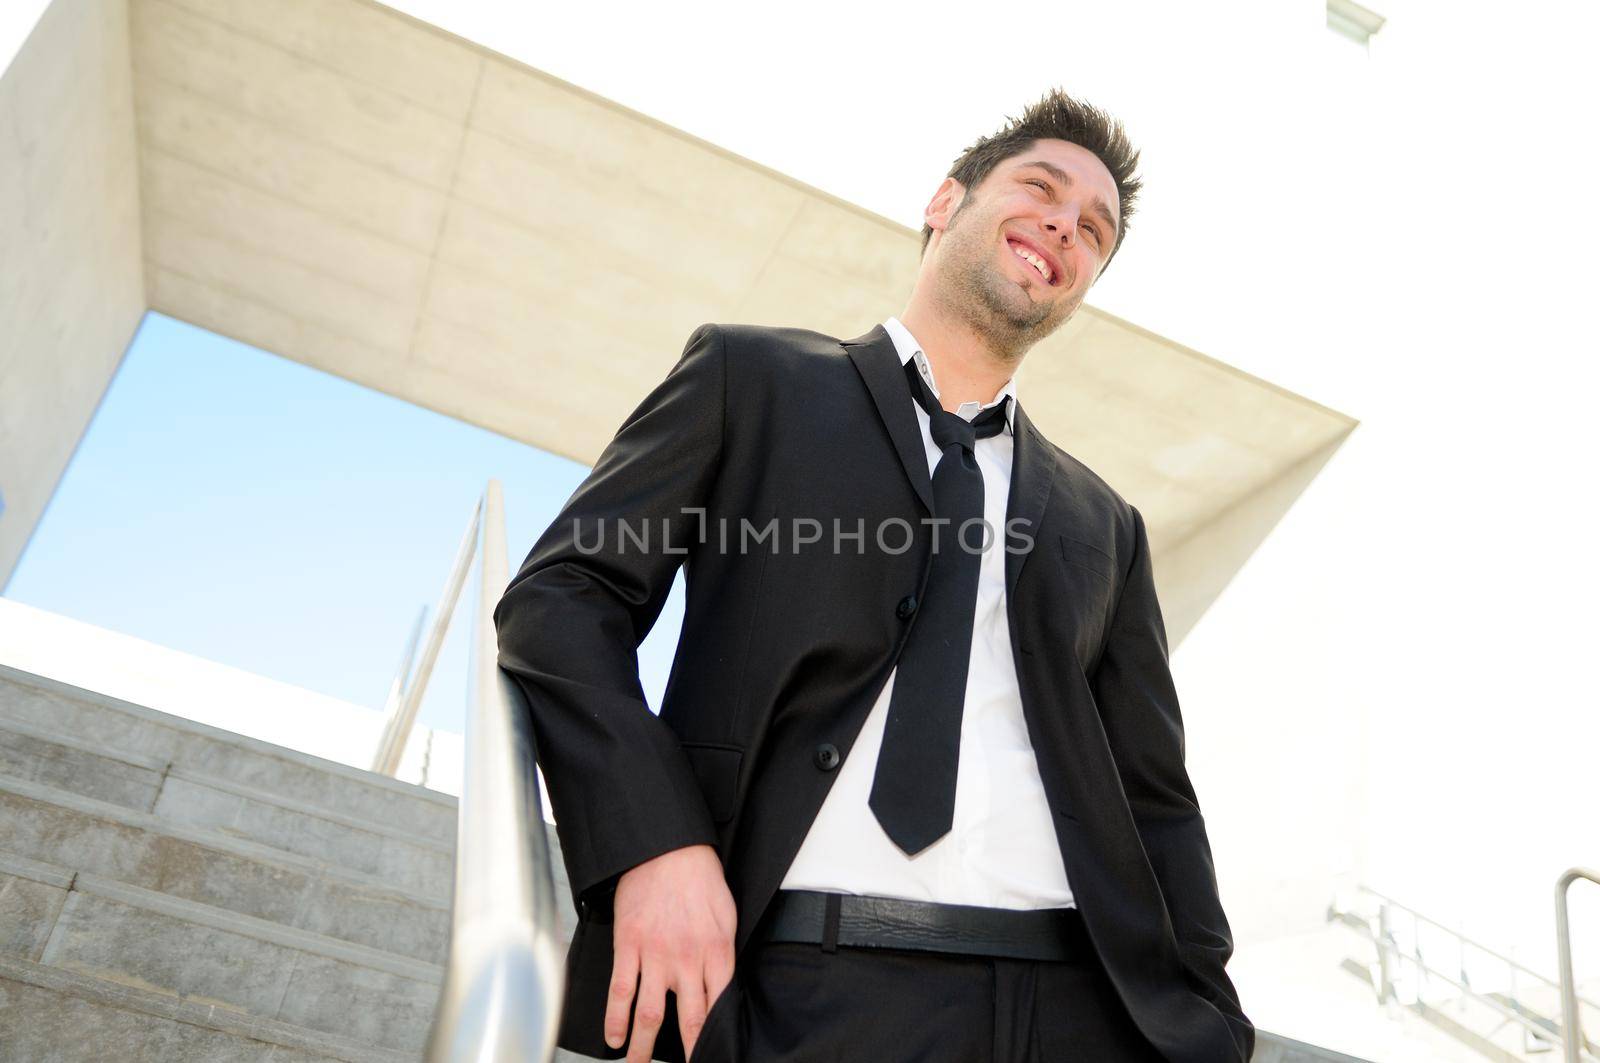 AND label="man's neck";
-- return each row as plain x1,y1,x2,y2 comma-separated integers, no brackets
896,307,1018,415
